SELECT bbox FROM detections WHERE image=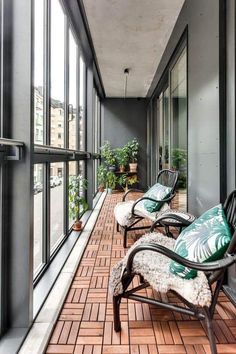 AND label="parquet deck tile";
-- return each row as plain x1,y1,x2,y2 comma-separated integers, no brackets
46,192,236,354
